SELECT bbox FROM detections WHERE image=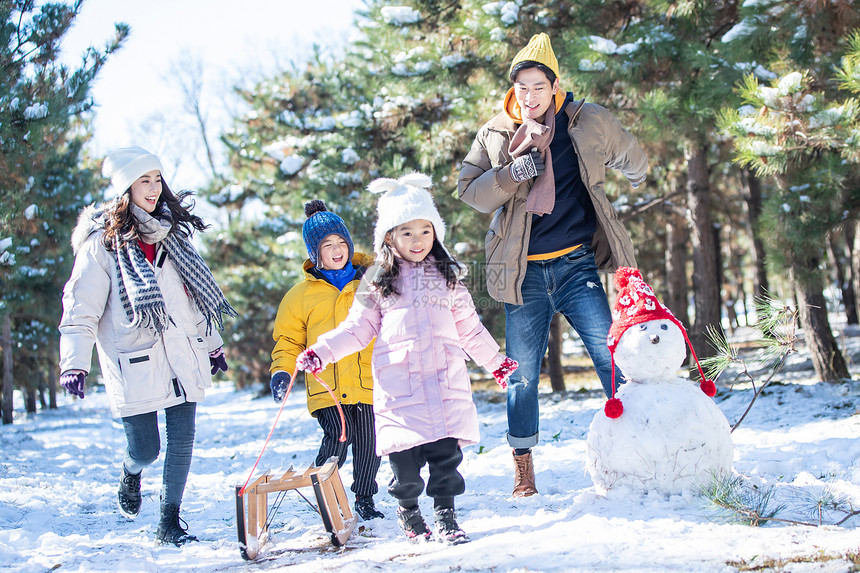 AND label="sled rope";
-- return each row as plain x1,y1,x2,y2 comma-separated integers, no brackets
238,366,347,497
